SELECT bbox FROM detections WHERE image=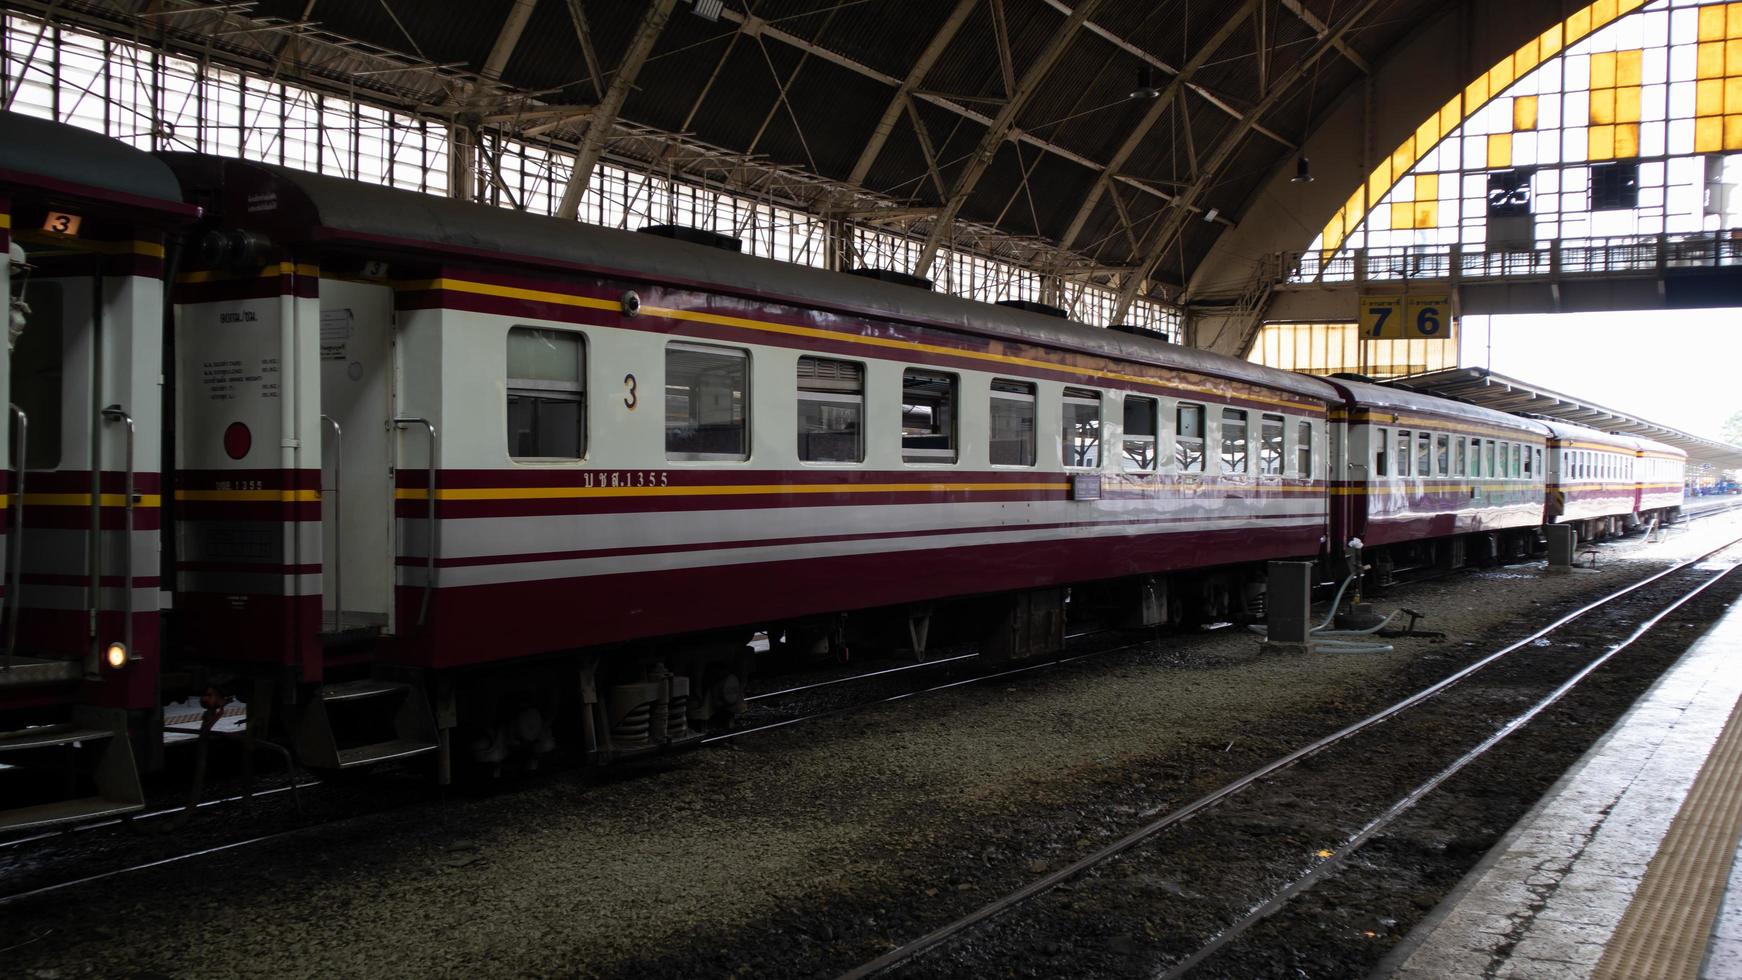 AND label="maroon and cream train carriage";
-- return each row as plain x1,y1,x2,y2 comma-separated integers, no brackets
162,155,1340,777
0,114,198,829
1323,378,1550,575
1542,420,1686,538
